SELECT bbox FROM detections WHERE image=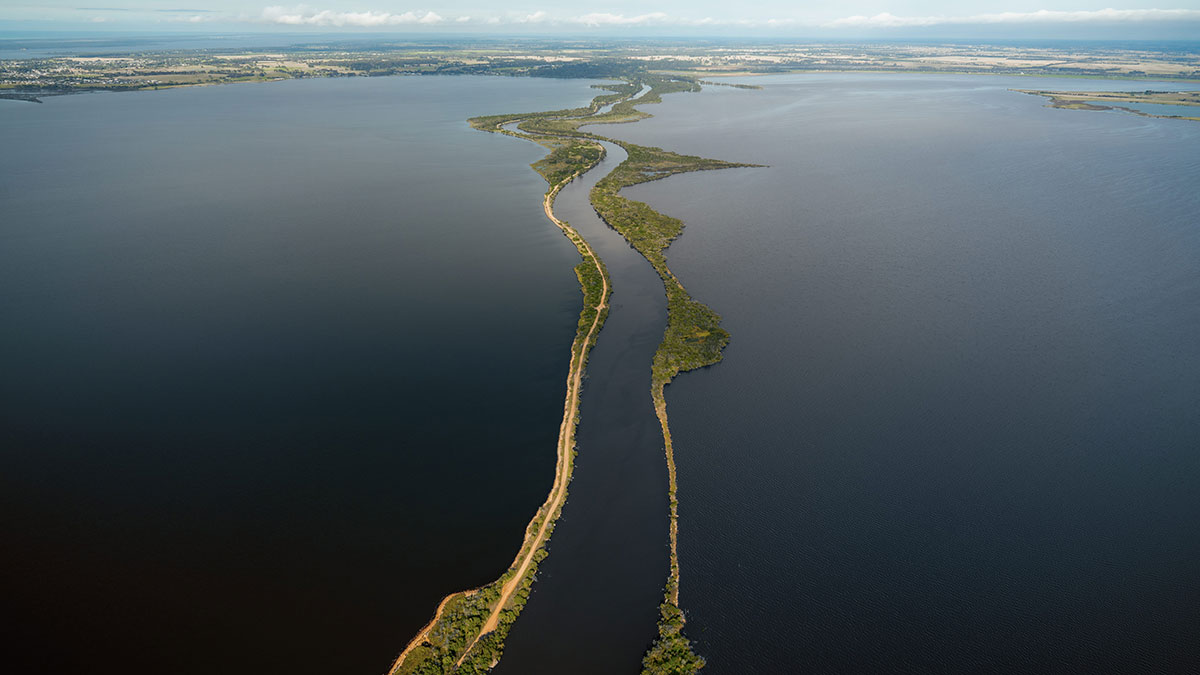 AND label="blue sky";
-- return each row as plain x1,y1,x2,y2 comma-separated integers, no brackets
4,1,1200,38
